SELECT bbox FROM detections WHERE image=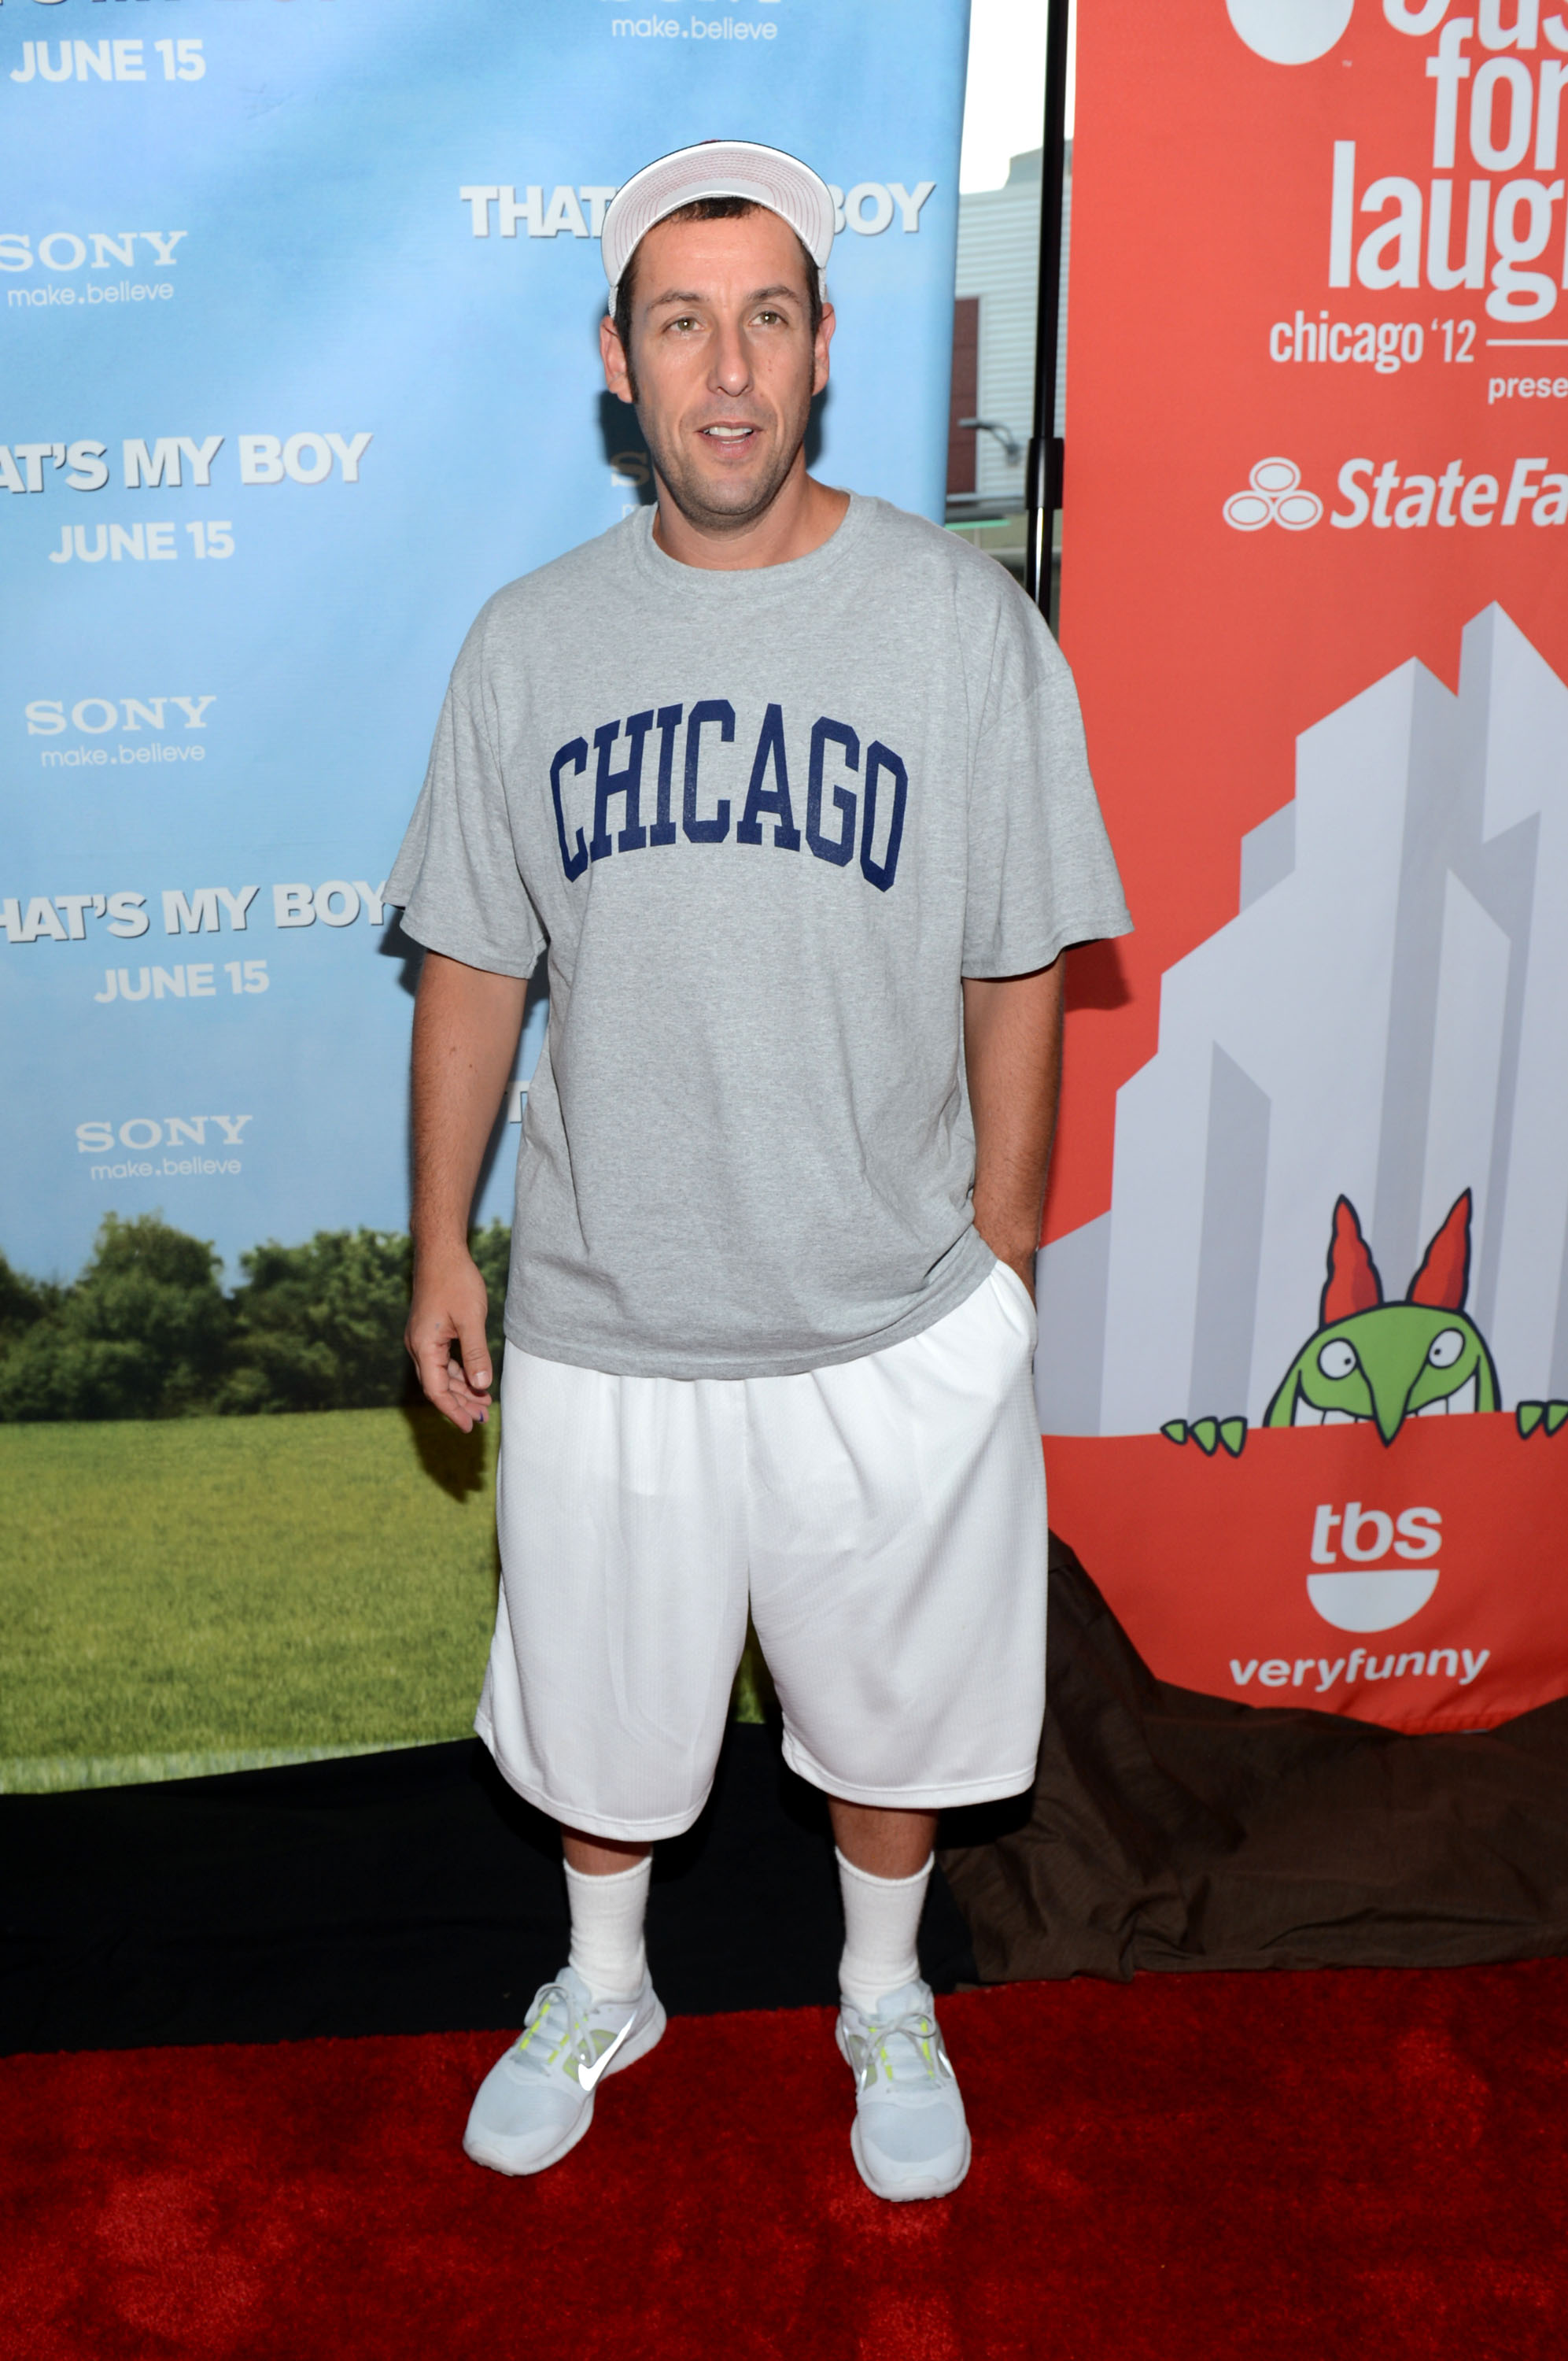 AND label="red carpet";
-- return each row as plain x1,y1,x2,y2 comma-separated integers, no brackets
6,1963,1566,2361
